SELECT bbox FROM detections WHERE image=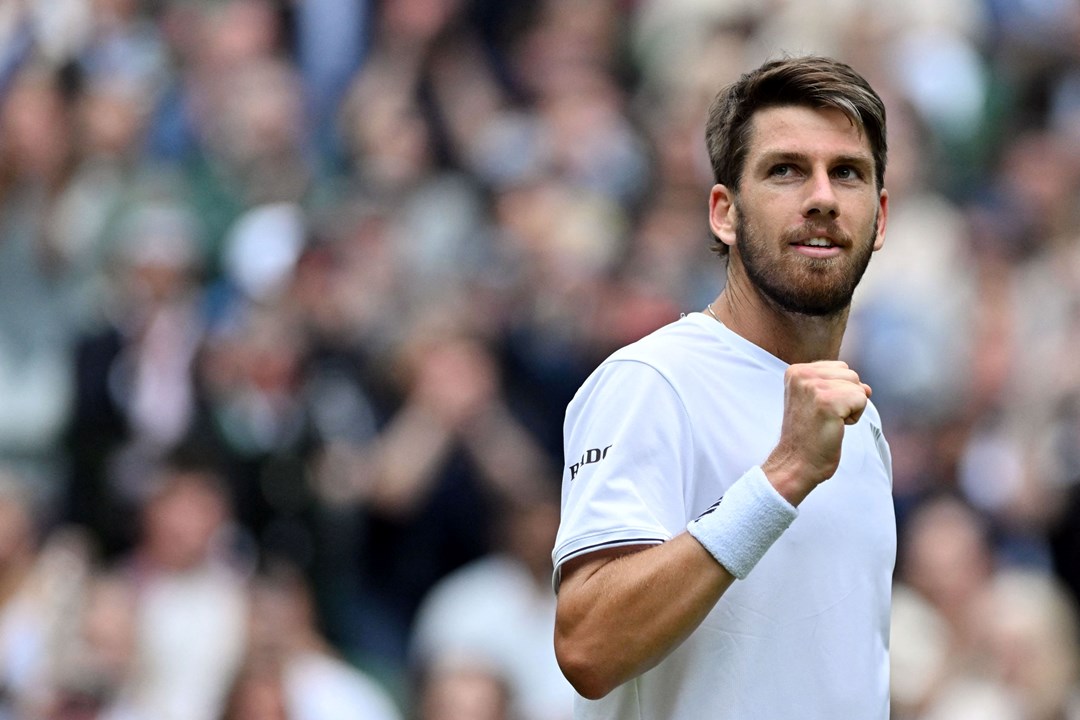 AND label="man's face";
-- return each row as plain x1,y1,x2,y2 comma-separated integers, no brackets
717,105,887,317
